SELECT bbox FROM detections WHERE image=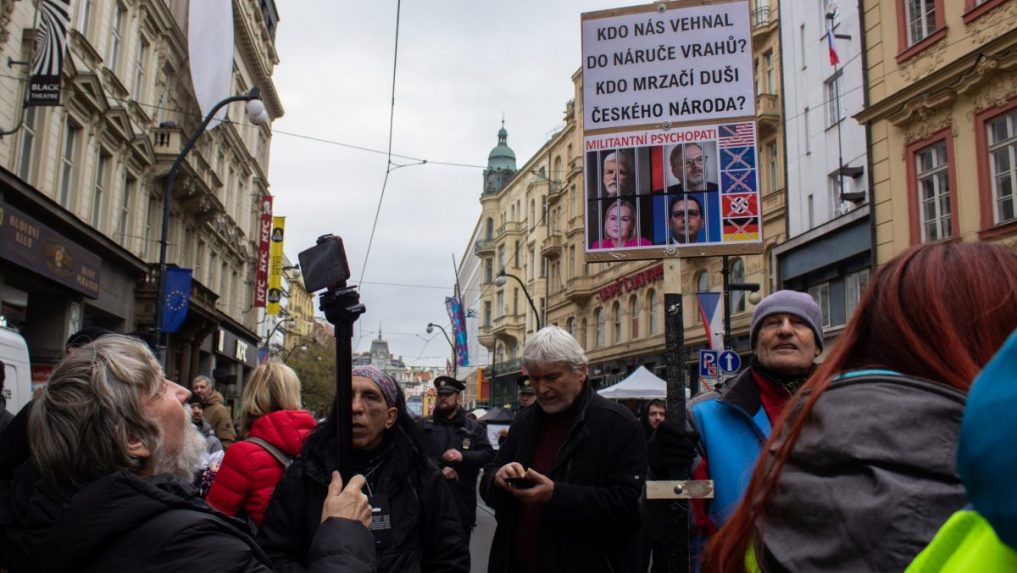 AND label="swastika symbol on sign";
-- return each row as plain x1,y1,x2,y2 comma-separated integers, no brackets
729,196,751,215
